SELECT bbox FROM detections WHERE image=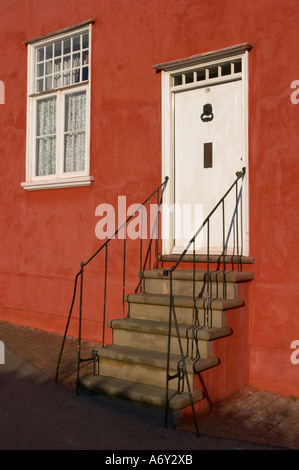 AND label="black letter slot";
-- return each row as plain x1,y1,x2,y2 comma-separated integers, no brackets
204,142,213,168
